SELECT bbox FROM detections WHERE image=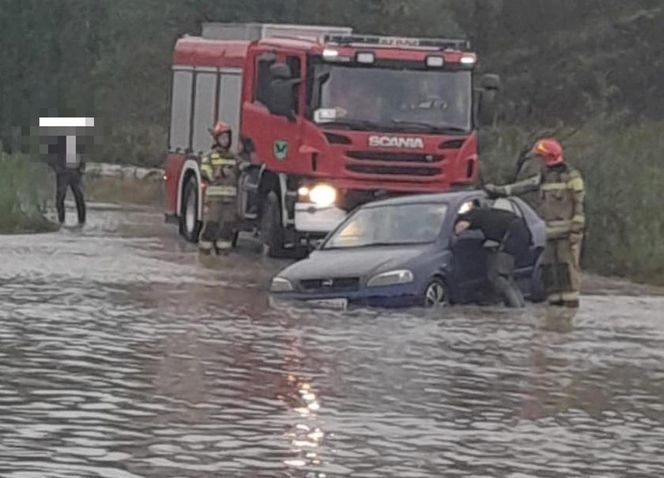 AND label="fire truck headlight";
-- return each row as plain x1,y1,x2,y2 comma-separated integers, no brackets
323,49,339,60
356,52,375,64
426,56,445,68
308,184,337,207
460,55,476,65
